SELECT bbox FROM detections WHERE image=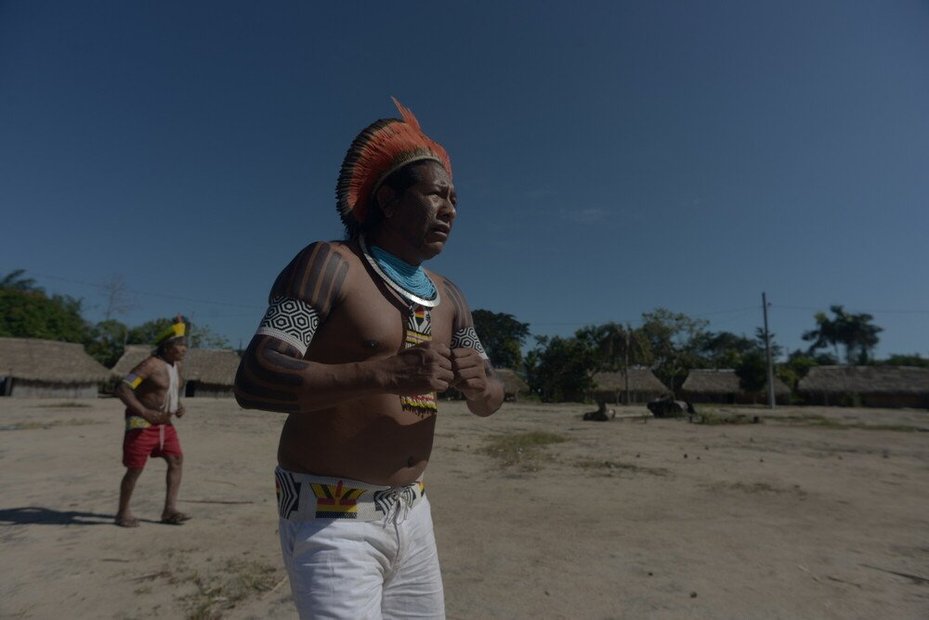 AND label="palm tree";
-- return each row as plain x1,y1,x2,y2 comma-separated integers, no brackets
0,269,39,291
803,305,882,364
